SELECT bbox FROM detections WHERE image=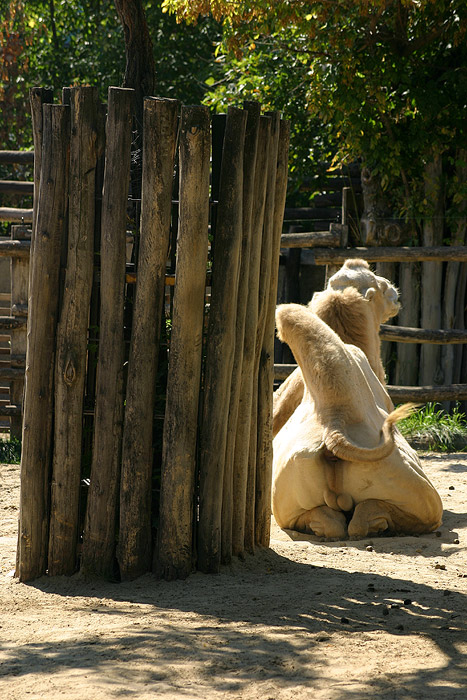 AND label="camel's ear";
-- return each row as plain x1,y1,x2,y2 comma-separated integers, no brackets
364,287,376,301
